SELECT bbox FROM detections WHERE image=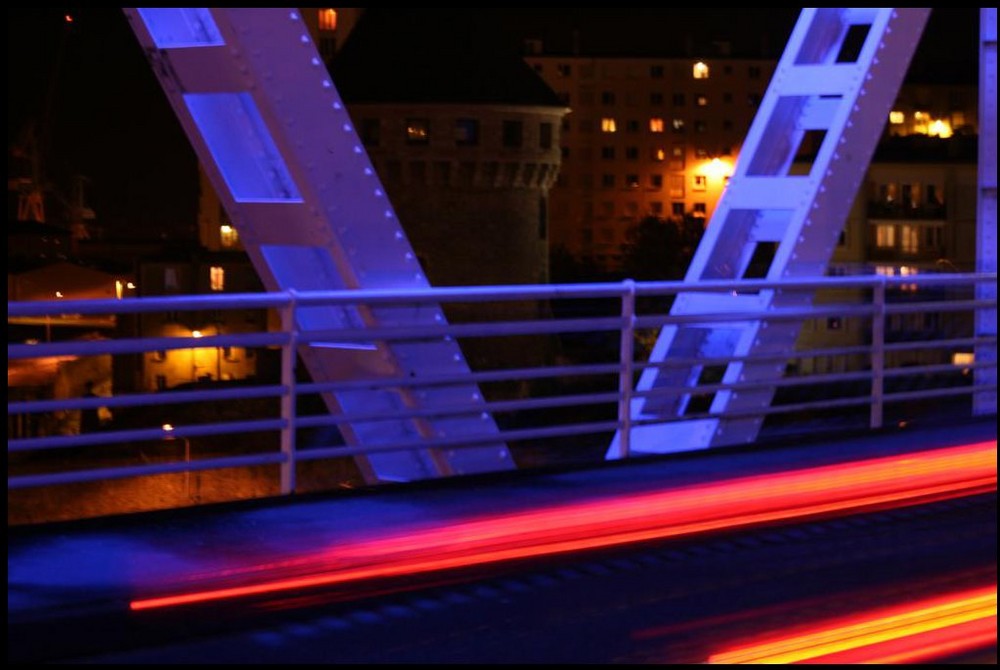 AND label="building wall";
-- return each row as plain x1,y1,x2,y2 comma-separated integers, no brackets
525,55,774,270
131,259,267,391
349,102,565,287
